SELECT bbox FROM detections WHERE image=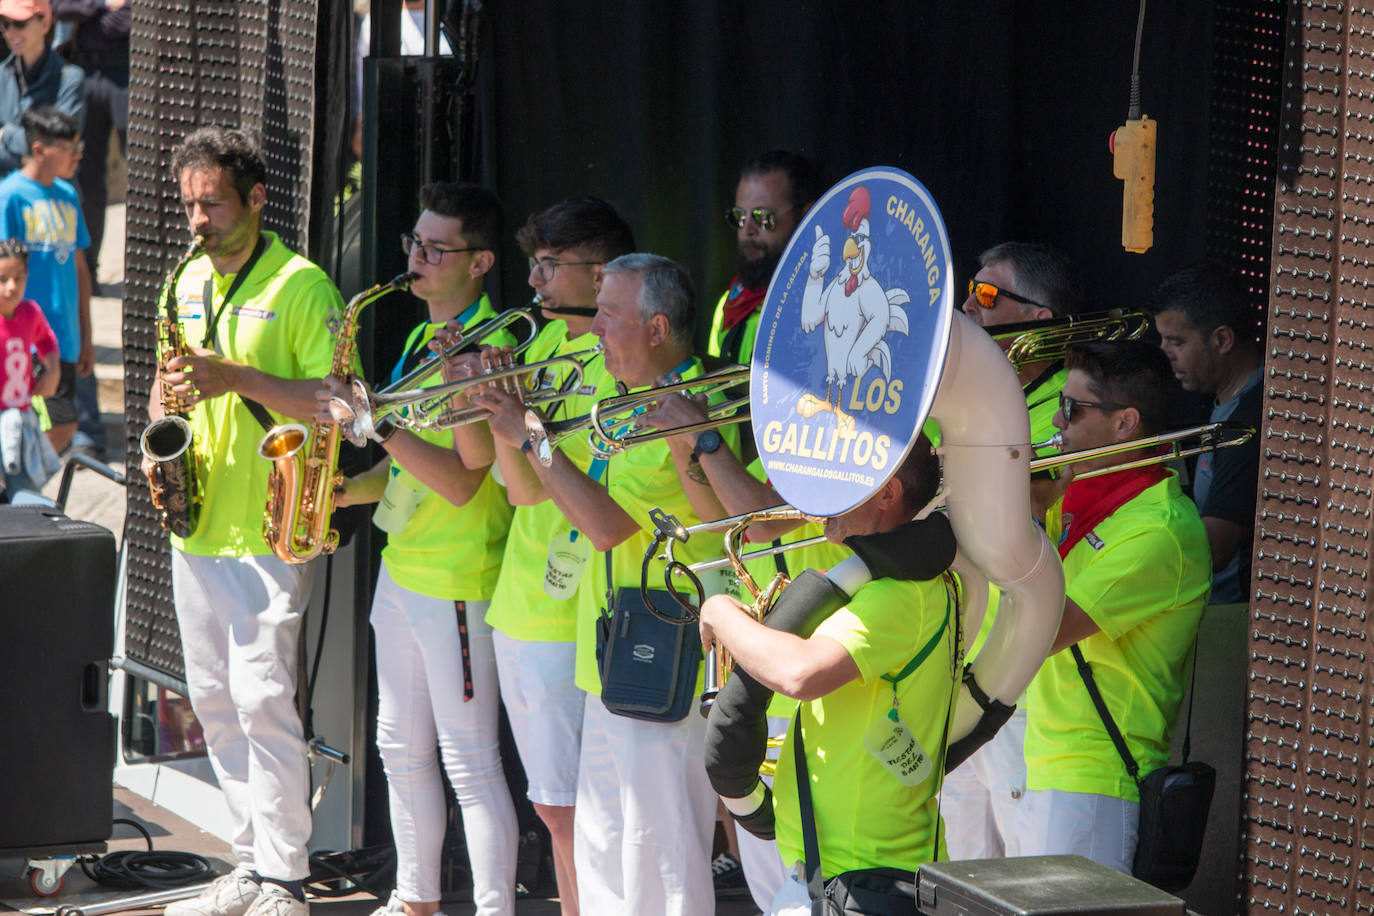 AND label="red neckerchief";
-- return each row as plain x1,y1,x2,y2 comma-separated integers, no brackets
1057,464,1168,559
721,277,766,330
